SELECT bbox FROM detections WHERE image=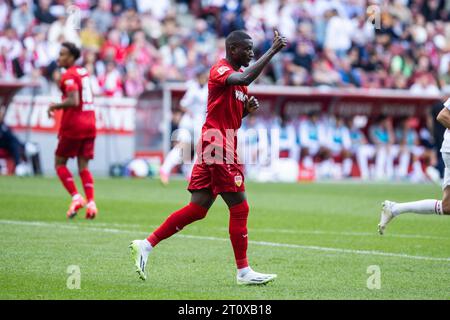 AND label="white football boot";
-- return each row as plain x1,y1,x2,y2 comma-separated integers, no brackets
237,269,277,285
378,200,396,235
129,240,151,280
